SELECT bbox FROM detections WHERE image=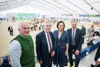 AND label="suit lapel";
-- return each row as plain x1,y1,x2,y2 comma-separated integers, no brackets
75,28,77,42
57,30,58,40
70,28,72,41
49,32,52,42
49,32,54,48
43,31,48,48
